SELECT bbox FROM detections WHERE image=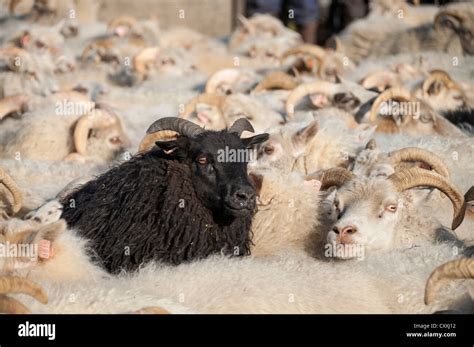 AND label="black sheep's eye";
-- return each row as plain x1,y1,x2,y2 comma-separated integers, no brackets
198,157,208,165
